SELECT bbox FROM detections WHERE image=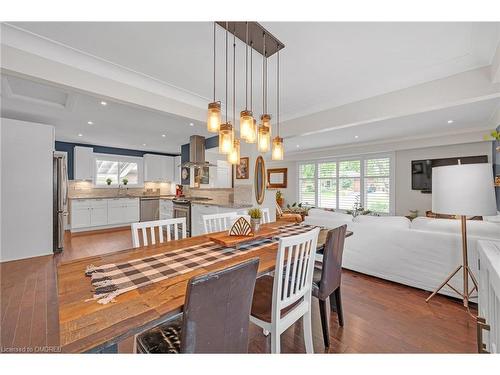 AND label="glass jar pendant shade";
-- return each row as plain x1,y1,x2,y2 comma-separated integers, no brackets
272,136,284,160
227,139,240,165
207,102,221,132
240,110,254,141
261,114,271,129
246,118,257,144
219,123,234,154
258,124,271,152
